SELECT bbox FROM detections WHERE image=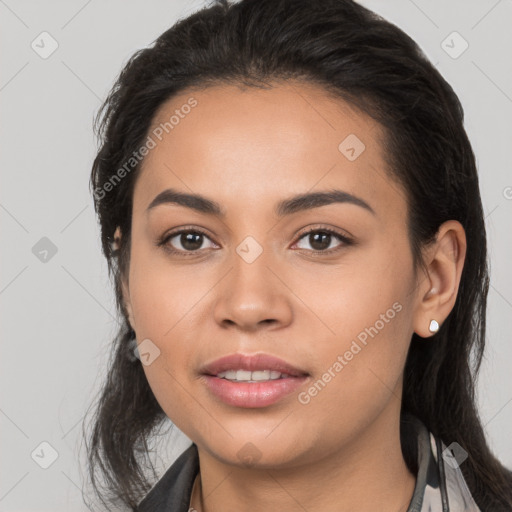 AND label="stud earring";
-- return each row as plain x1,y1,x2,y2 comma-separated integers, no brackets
429,319,439,333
